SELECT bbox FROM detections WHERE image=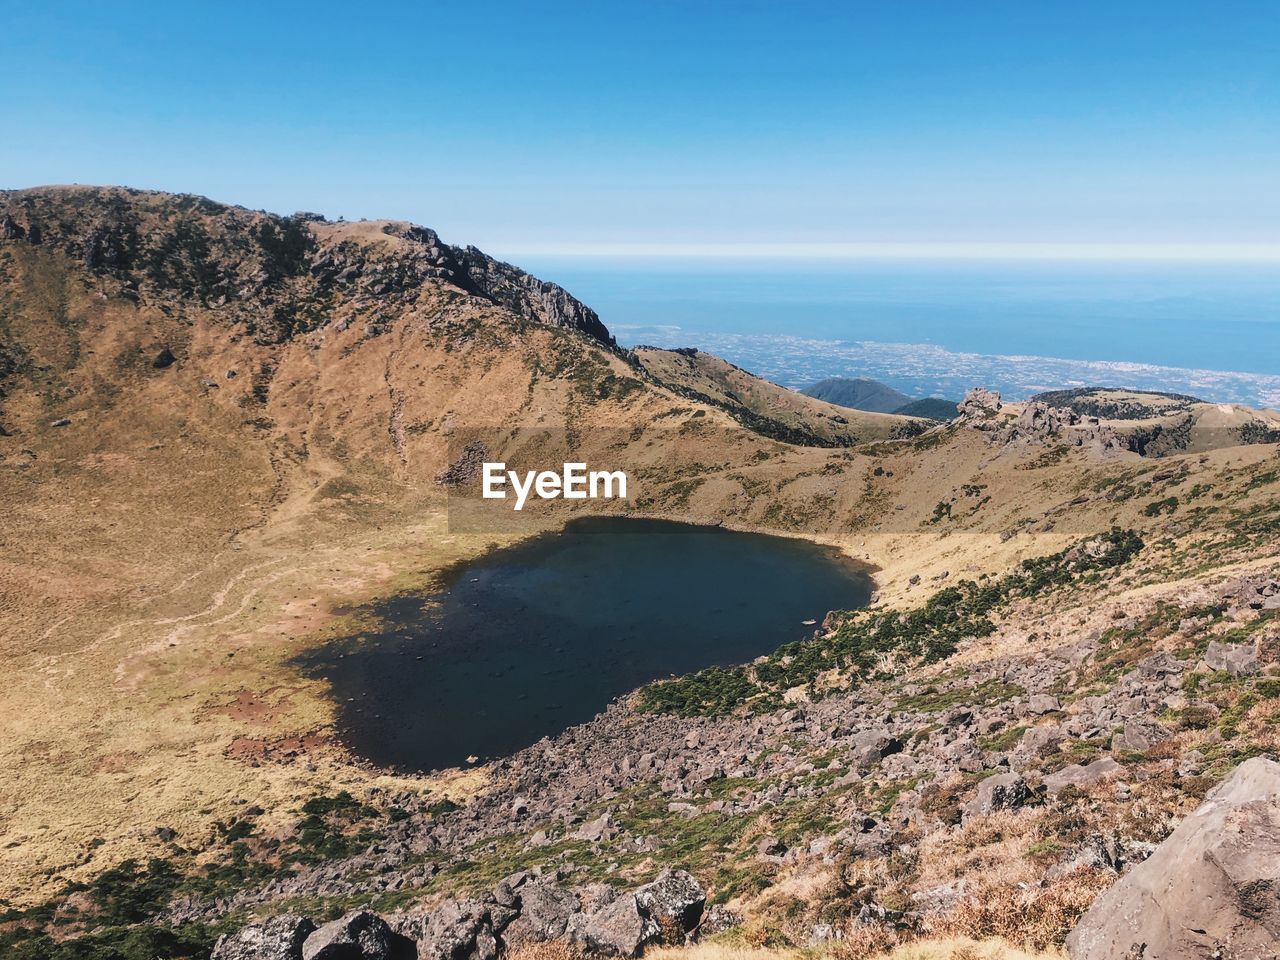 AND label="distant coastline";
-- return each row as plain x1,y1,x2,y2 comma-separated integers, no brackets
617,330,1280,409
517,257,1280,408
